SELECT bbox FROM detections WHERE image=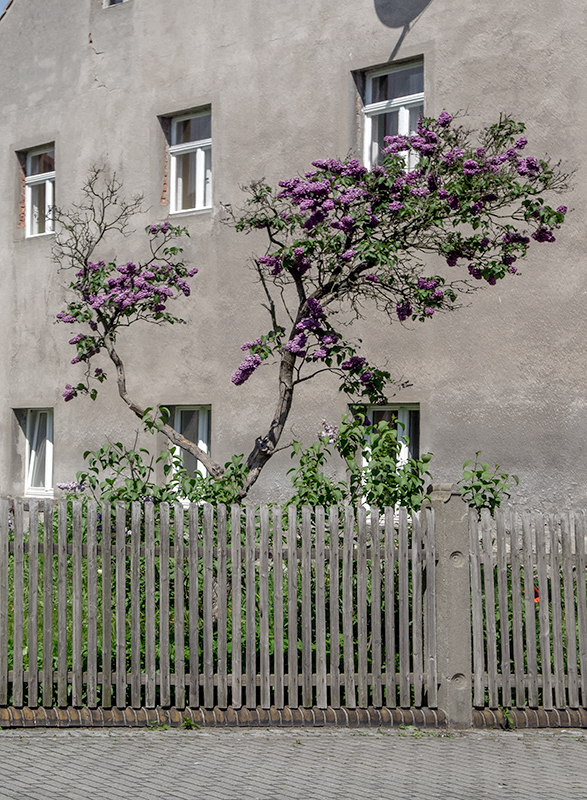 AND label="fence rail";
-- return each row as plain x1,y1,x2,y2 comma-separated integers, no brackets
470,508,587,710
0,498,437,712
